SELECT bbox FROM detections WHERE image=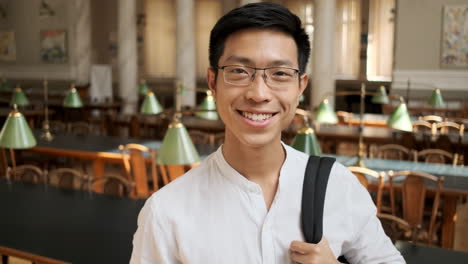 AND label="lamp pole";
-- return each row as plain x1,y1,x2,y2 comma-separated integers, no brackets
40,78,53,141
355,83,366,167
